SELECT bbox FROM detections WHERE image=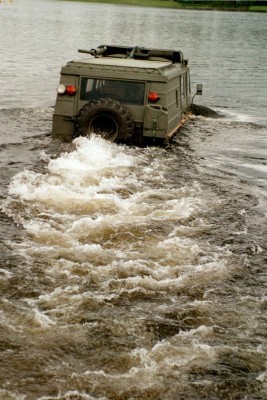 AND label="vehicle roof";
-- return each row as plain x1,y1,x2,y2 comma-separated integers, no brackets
67,57,172,69
62,55,187,81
